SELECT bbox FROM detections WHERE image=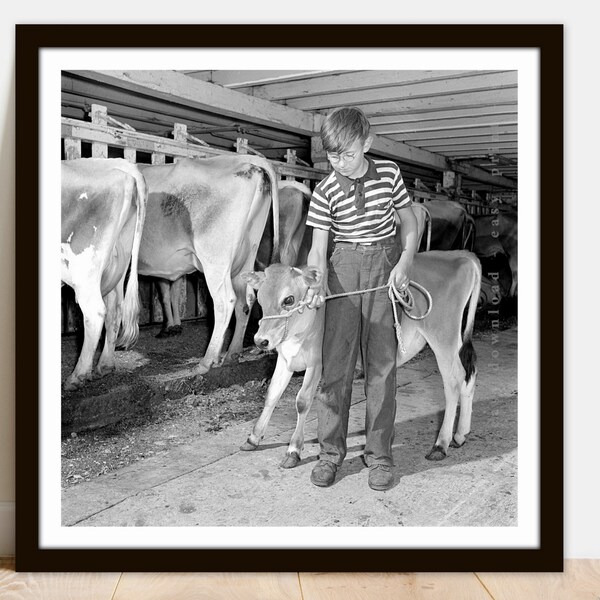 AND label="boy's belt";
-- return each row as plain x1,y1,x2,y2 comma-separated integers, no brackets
335,238,394,248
